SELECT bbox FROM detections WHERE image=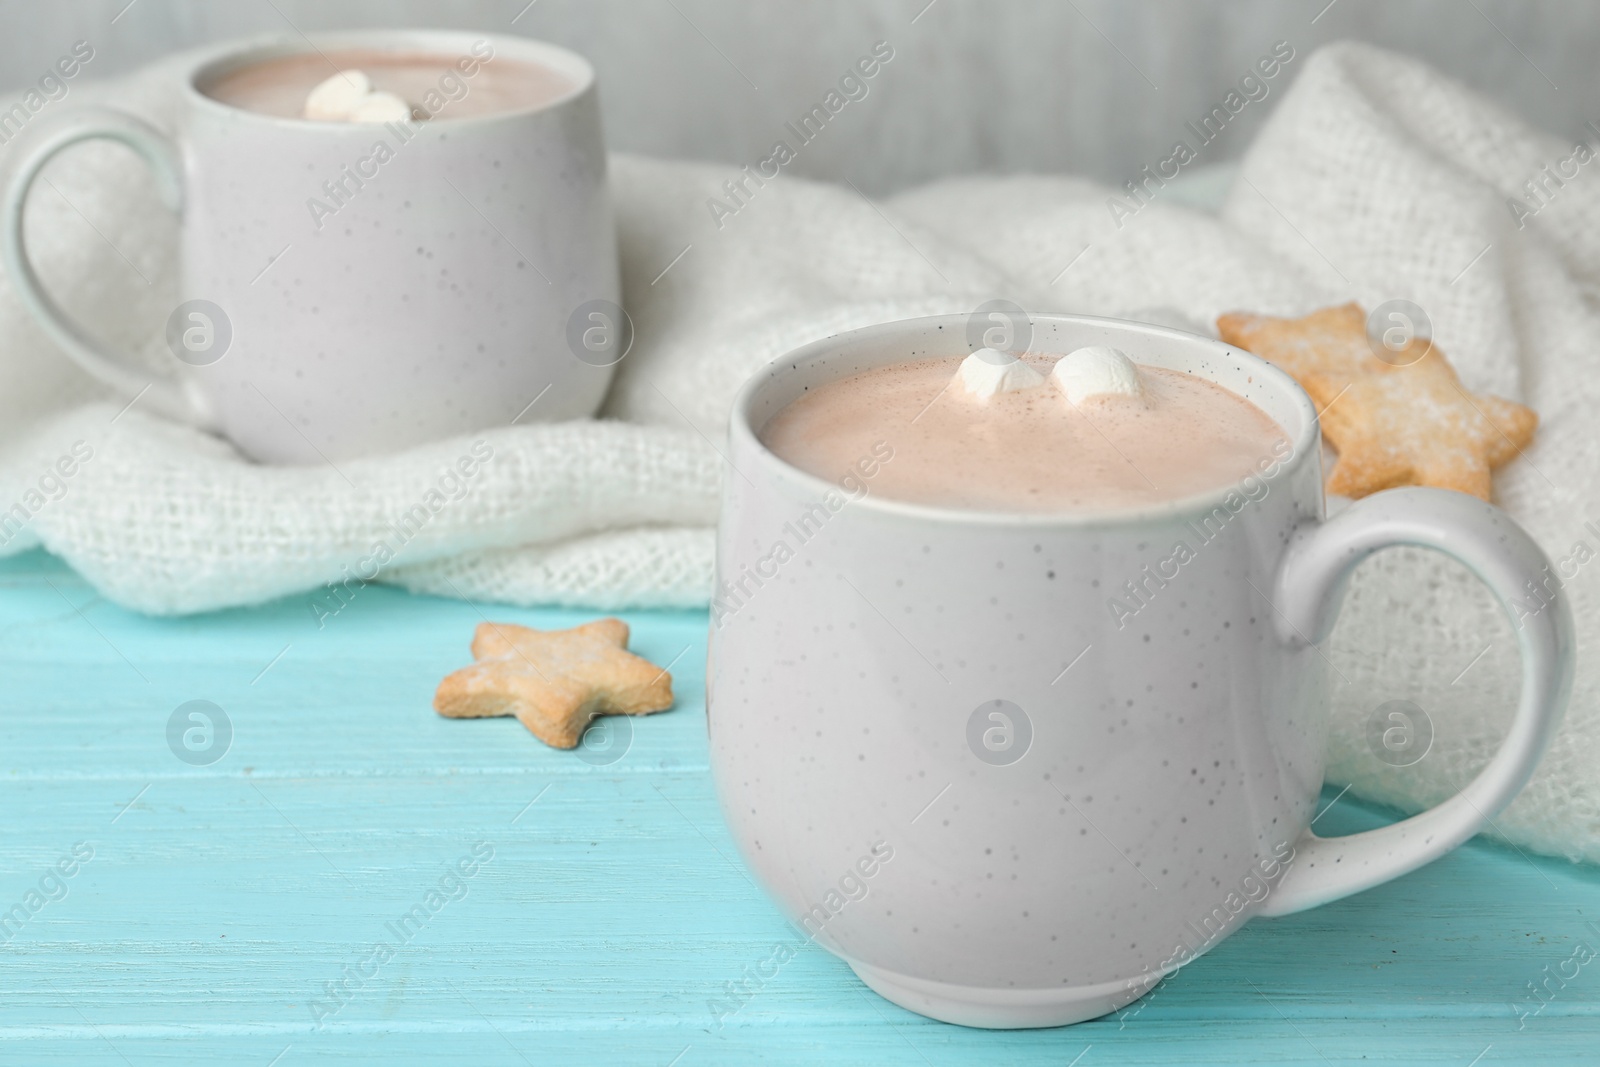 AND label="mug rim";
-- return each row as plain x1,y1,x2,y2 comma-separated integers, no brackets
728,312,1323,529
183,29,596,129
